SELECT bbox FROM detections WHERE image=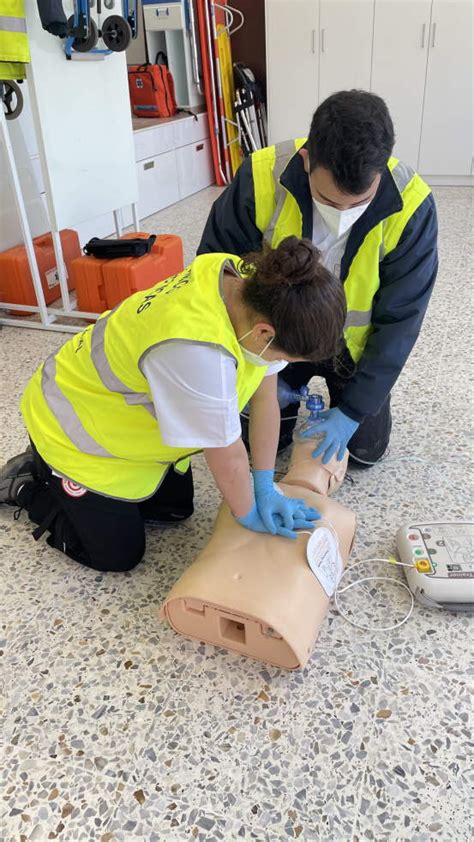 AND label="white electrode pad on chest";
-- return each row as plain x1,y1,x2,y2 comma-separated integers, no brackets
306,526,344,597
